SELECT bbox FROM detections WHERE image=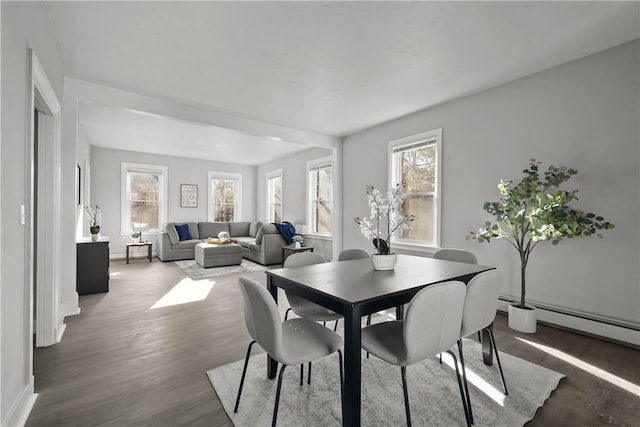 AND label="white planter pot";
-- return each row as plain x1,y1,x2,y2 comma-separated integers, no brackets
294,242,301,249
370,253,397,271
91,233,100,242
508,304,537,333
